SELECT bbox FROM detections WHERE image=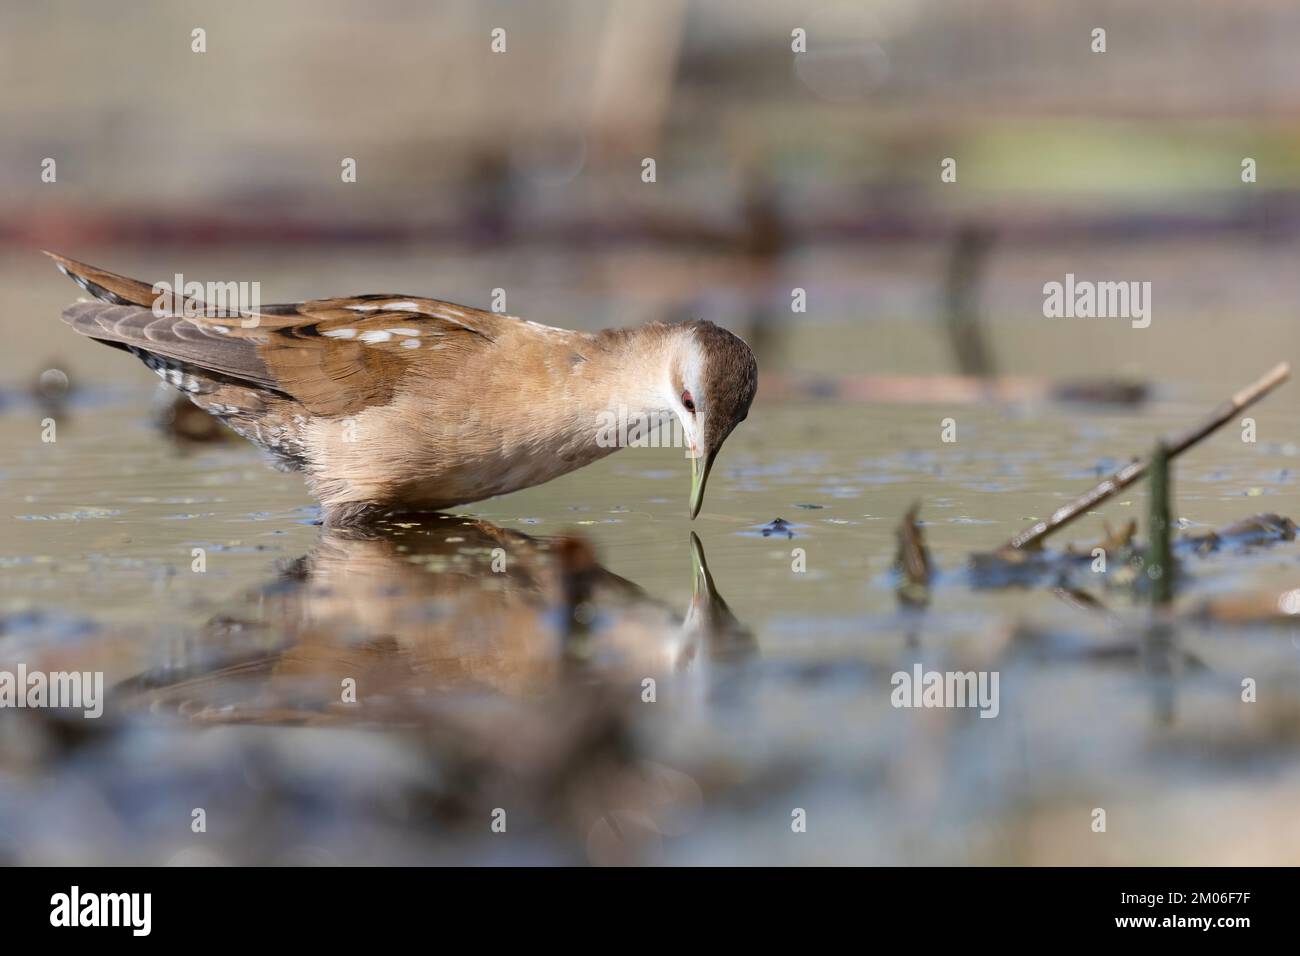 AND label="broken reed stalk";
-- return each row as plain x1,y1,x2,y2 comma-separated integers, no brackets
1147,441,1173,605
1001,362,1290,551
895,501,931,607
